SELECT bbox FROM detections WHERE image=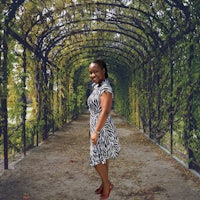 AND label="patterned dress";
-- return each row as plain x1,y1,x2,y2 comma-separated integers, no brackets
87,79,120,166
